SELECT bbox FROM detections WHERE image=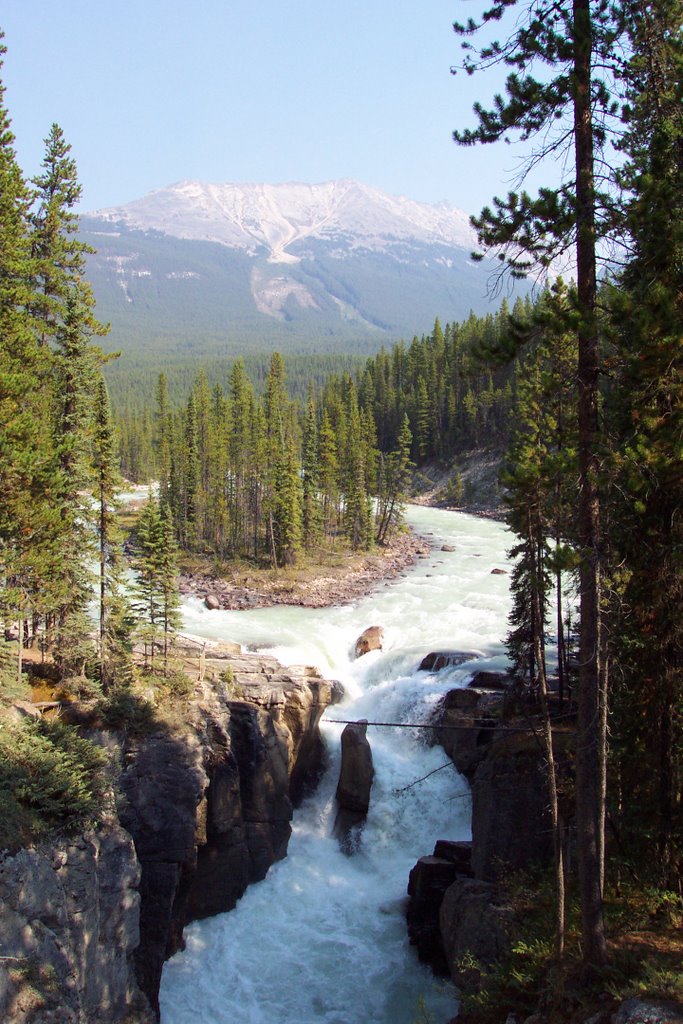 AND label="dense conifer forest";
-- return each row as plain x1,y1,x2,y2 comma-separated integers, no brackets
0,0,681,1016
